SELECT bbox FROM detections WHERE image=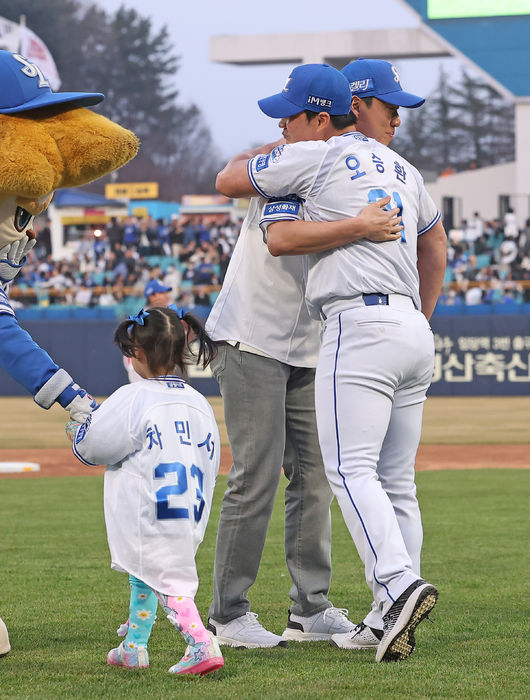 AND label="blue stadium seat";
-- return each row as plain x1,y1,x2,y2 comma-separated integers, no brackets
443,268,454,283
474,253,491,268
